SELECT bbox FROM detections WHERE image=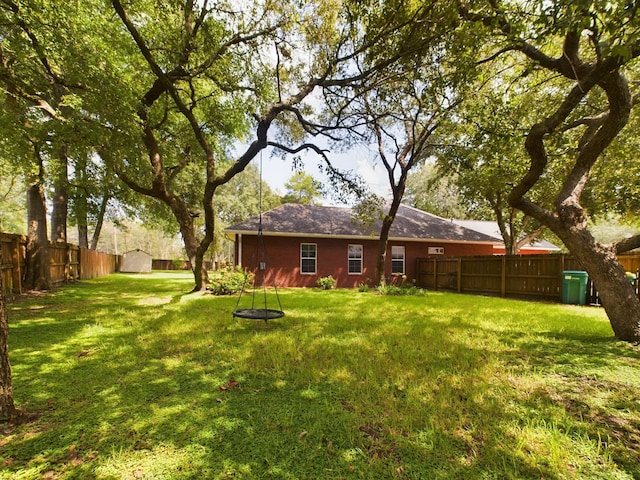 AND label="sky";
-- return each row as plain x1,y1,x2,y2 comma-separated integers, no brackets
257,143,392,207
